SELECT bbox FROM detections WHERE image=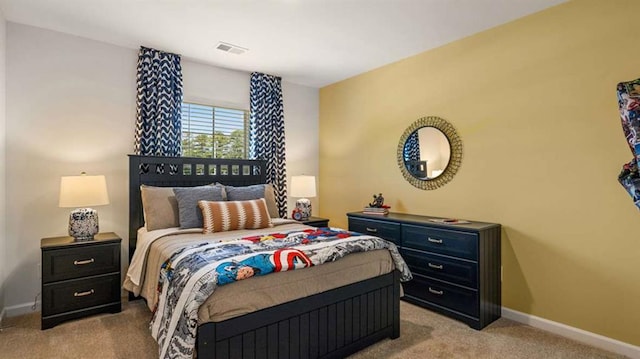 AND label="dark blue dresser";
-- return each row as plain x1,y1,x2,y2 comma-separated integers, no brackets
348,212,501,330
